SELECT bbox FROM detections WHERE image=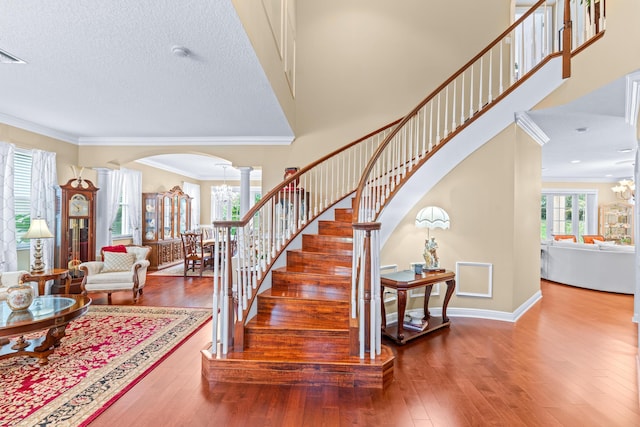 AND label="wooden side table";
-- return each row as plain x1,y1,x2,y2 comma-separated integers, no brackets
23,269,71,296
380,269,456,345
